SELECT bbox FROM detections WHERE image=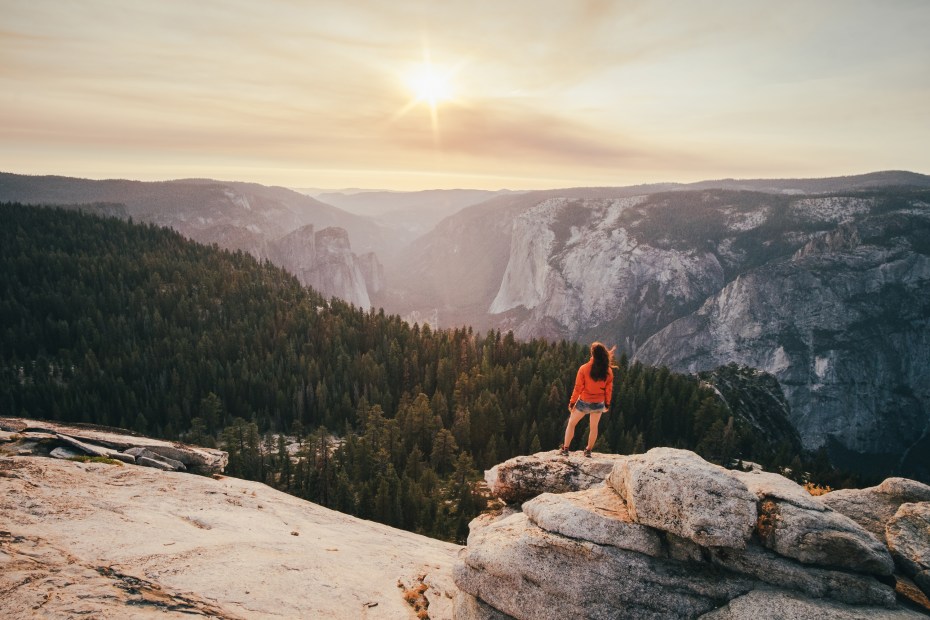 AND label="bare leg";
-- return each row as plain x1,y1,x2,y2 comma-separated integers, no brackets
563,408,587,449
586,411,604,450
